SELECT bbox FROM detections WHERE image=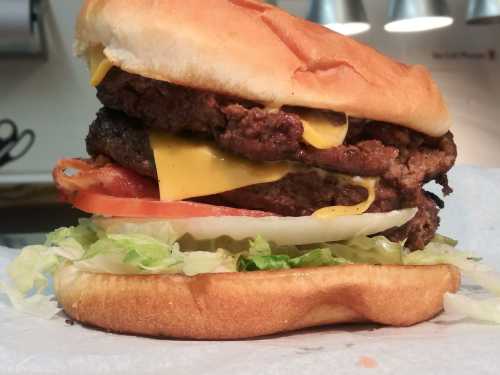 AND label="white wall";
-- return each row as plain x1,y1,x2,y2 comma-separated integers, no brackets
0,0,499,183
